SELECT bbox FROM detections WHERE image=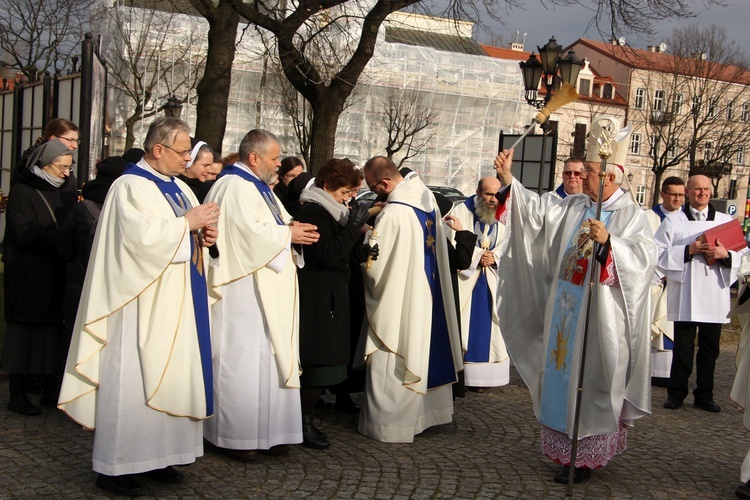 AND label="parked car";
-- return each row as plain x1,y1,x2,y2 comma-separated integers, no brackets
428,185,468,206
